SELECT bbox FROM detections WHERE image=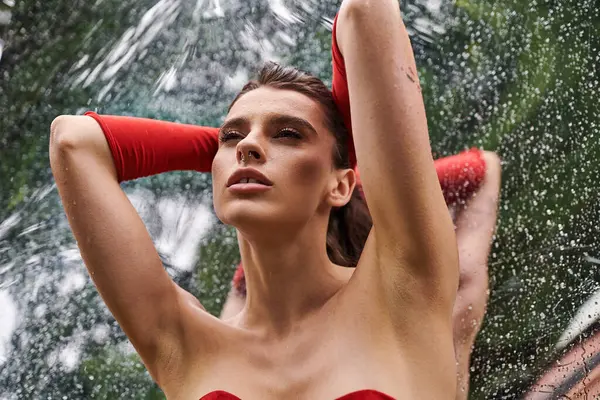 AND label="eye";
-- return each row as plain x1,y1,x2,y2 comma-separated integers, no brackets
274,128,302,139
219,130,244,143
